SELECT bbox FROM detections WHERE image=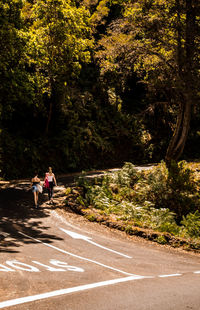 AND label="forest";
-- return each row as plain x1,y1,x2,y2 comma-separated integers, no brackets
0,0,200,179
